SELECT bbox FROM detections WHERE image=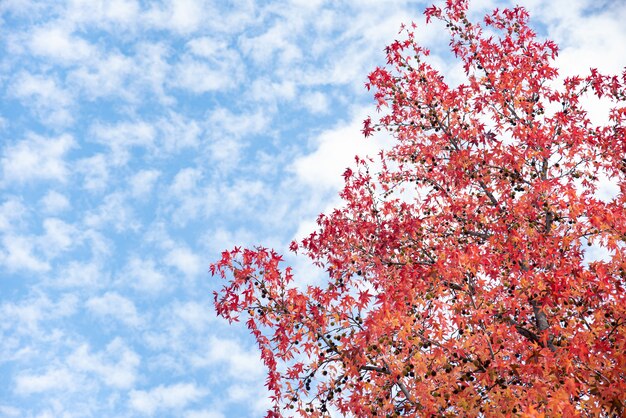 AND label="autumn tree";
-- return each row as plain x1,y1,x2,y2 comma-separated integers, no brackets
211,1,626,416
